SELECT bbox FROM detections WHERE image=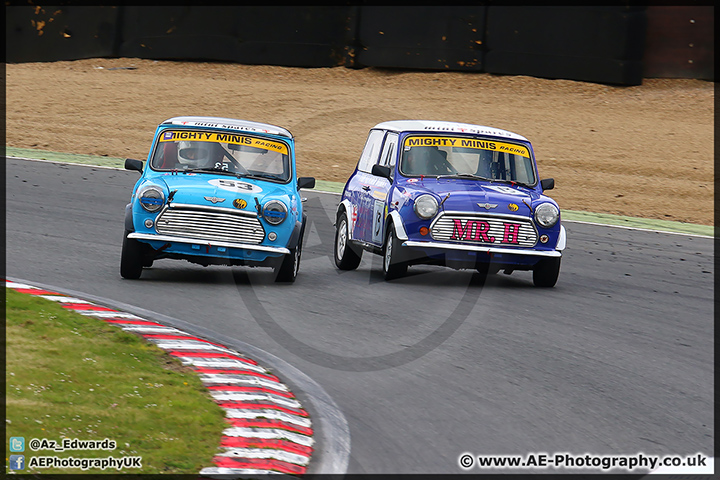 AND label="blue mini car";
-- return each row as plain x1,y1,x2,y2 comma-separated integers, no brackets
121,116,315,282
334,120,566,287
